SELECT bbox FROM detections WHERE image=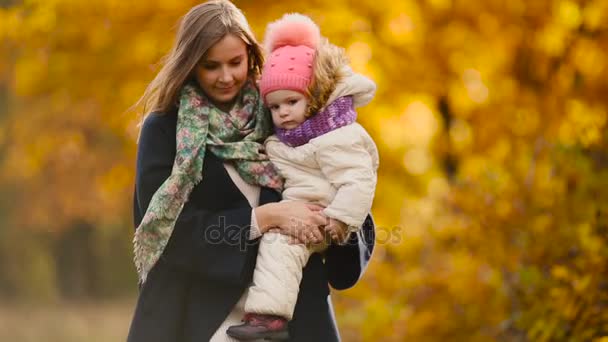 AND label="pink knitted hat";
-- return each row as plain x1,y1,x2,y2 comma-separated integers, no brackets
259,13,321,101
